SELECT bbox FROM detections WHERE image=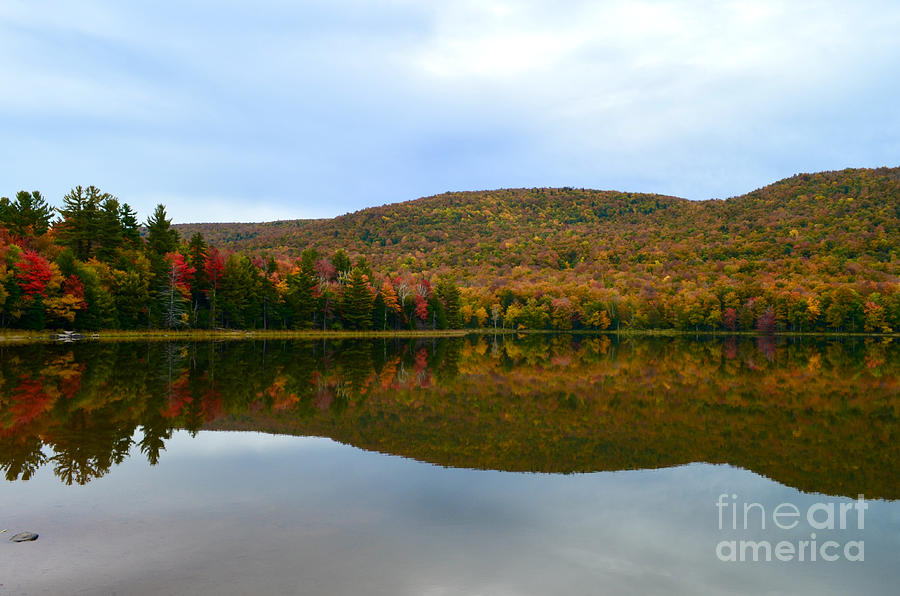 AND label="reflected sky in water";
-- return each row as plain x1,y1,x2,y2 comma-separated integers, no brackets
3,431,898,595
